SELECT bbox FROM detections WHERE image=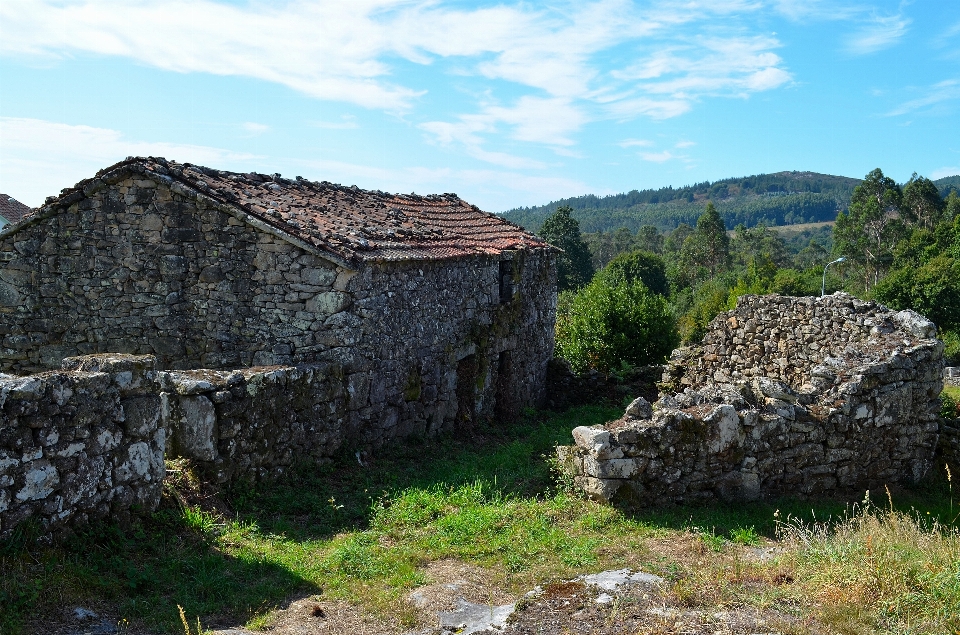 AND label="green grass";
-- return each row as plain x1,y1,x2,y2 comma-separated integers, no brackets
2,405,958,634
